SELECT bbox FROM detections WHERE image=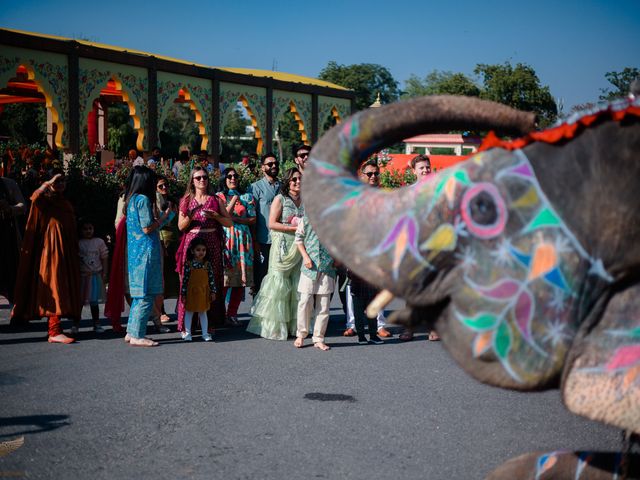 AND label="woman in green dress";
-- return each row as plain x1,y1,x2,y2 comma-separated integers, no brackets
247,168,304,340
